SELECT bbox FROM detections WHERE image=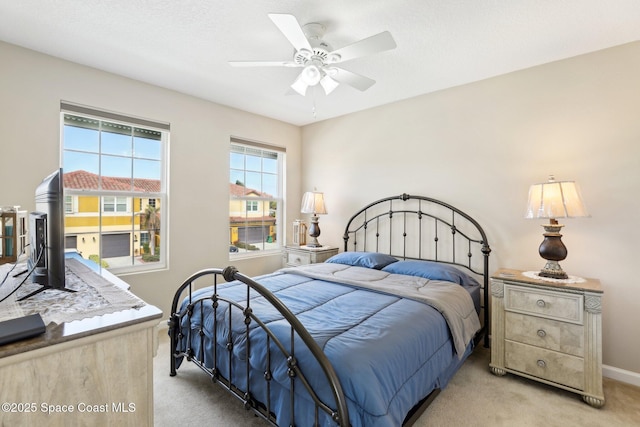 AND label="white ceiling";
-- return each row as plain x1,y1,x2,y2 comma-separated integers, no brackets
1,1,639,126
